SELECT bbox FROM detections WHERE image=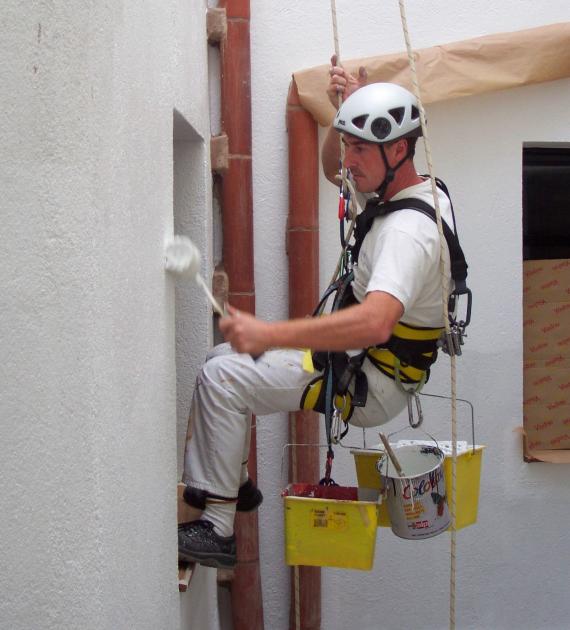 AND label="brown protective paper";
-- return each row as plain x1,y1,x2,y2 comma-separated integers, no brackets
292,23,570,126
517,428,570,463
523,260,570,460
